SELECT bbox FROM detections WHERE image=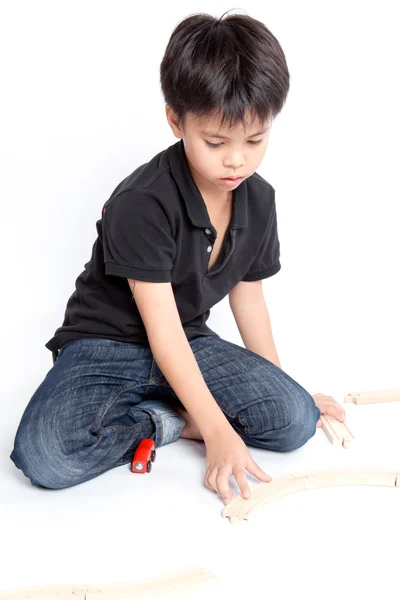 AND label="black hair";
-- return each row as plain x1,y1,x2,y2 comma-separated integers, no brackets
160,10,290,131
